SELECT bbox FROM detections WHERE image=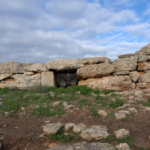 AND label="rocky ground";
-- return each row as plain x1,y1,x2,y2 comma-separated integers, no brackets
0,86,150,150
